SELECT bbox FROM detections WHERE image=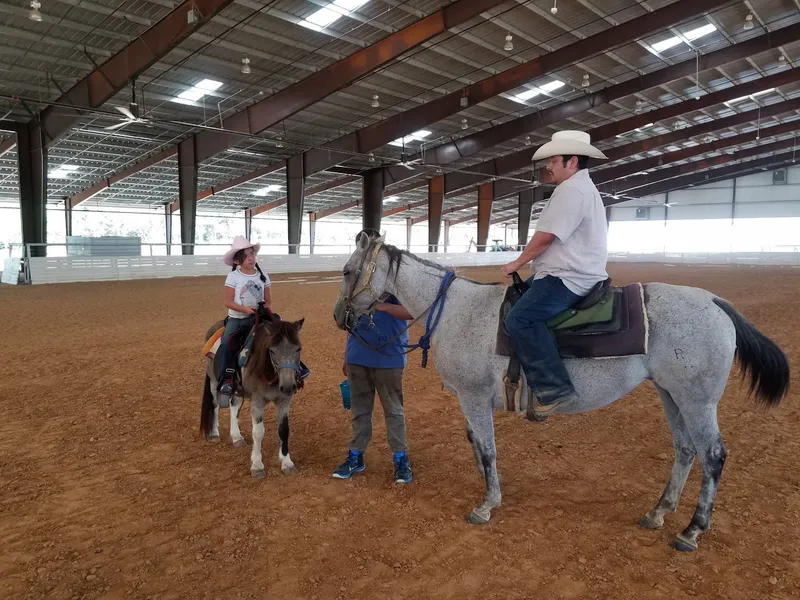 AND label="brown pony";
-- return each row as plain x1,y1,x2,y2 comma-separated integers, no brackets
201,317,305,478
